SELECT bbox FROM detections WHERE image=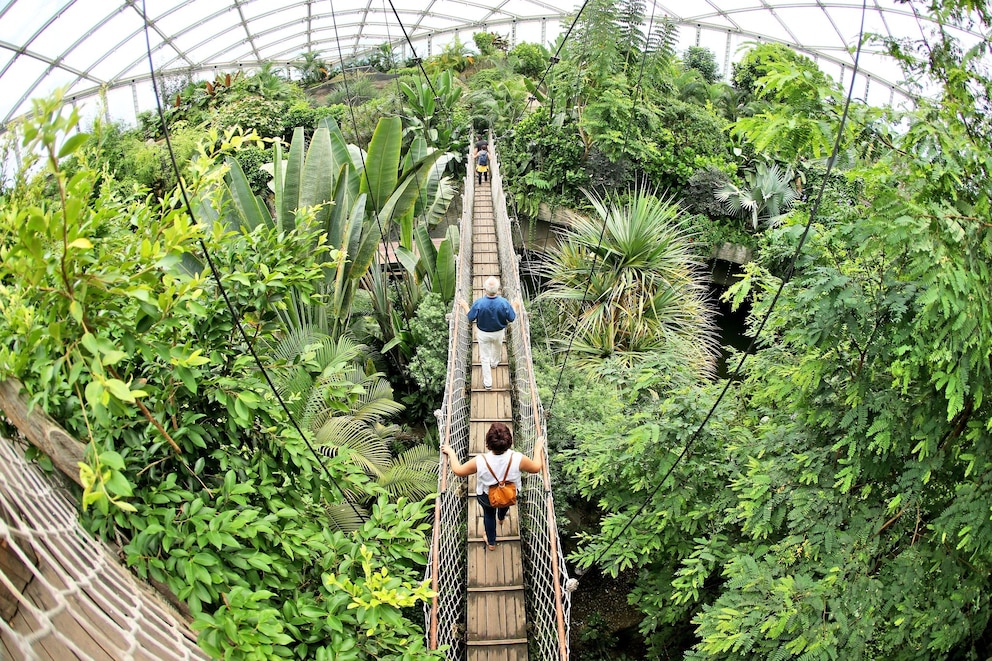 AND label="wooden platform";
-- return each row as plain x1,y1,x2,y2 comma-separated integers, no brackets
464,179,529,661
